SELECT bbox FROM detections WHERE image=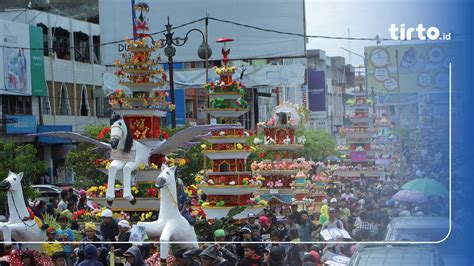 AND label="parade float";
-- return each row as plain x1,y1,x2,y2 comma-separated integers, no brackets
0,172,46,250
336,90,383,181
34,3,229,220
251,103,311,205
195,38,267,219
373,113,399,175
